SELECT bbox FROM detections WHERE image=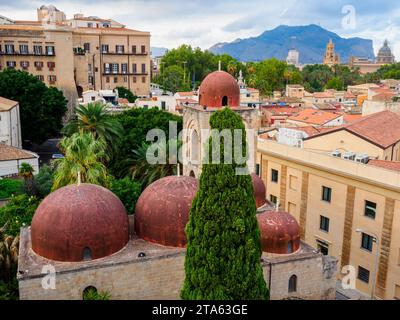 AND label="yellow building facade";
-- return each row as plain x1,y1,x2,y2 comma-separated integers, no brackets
258,139,400,300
